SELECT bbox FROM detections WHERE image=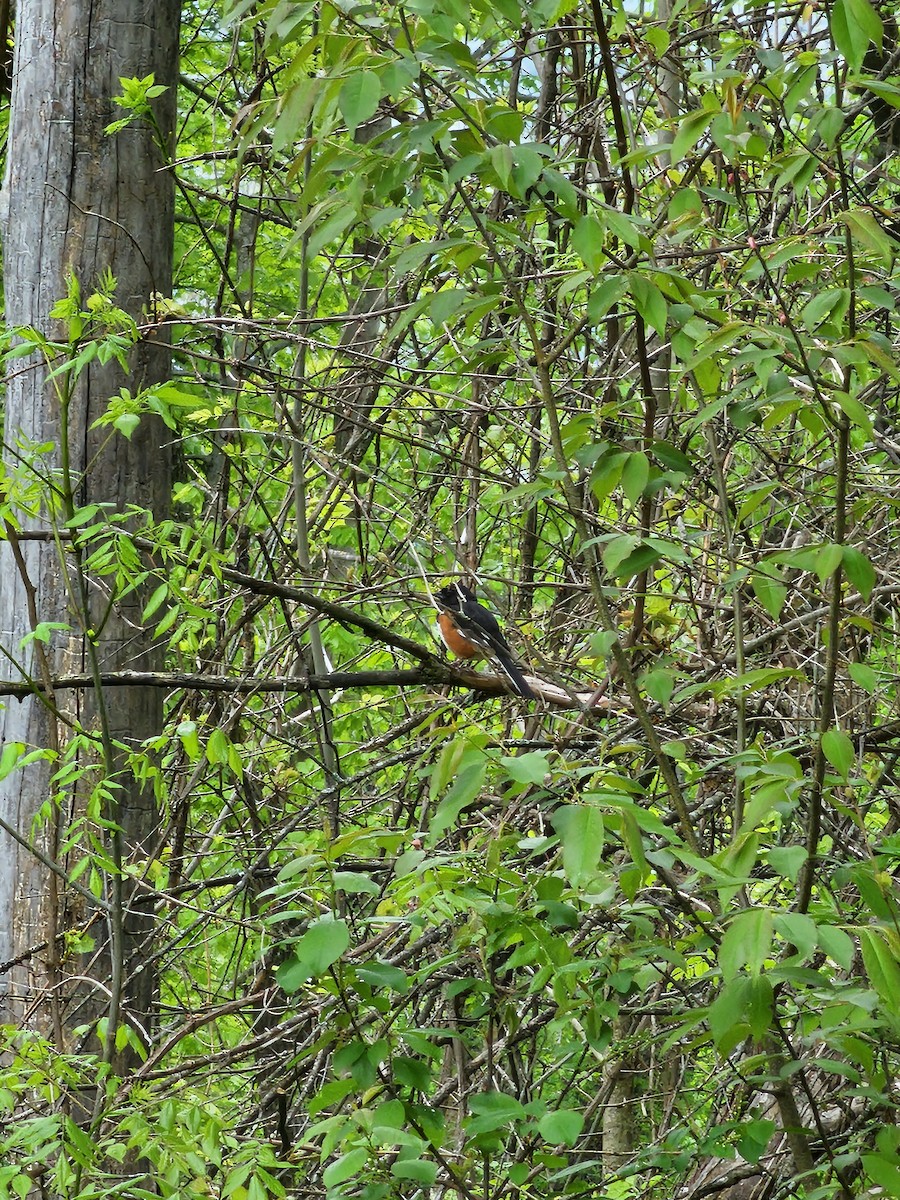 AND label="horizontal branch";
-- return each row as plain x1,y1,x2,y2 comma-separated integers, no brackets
0,667,440,697
0,666,604,710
